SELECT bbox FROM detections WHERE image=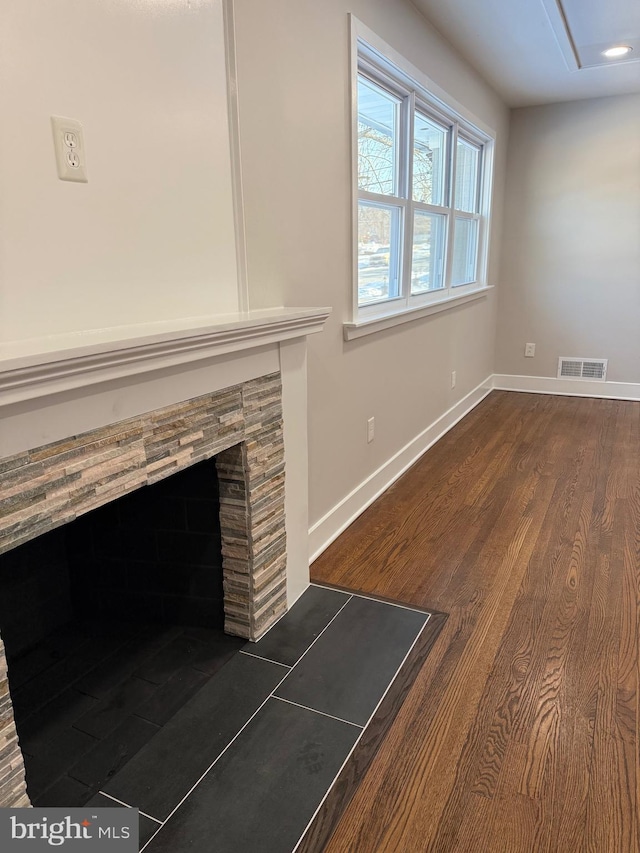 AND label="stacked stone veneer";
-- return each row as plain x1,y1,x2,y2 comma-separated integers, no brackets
0,372,287,807
0,639,29,807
